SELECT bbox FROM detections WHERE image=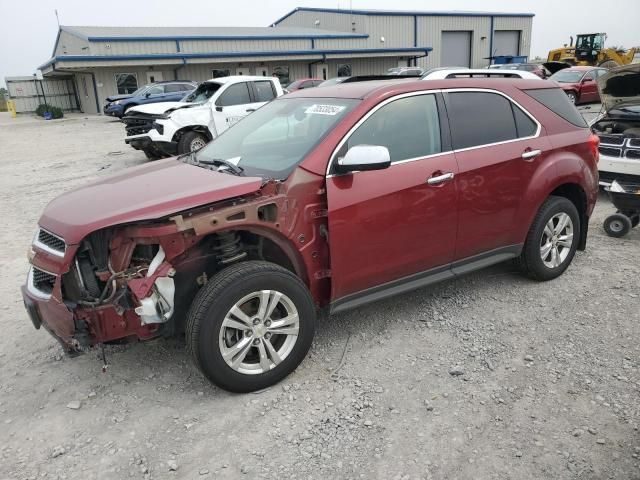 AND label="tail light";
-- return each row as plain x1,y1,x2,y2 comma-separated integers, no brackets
588,133,600,163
